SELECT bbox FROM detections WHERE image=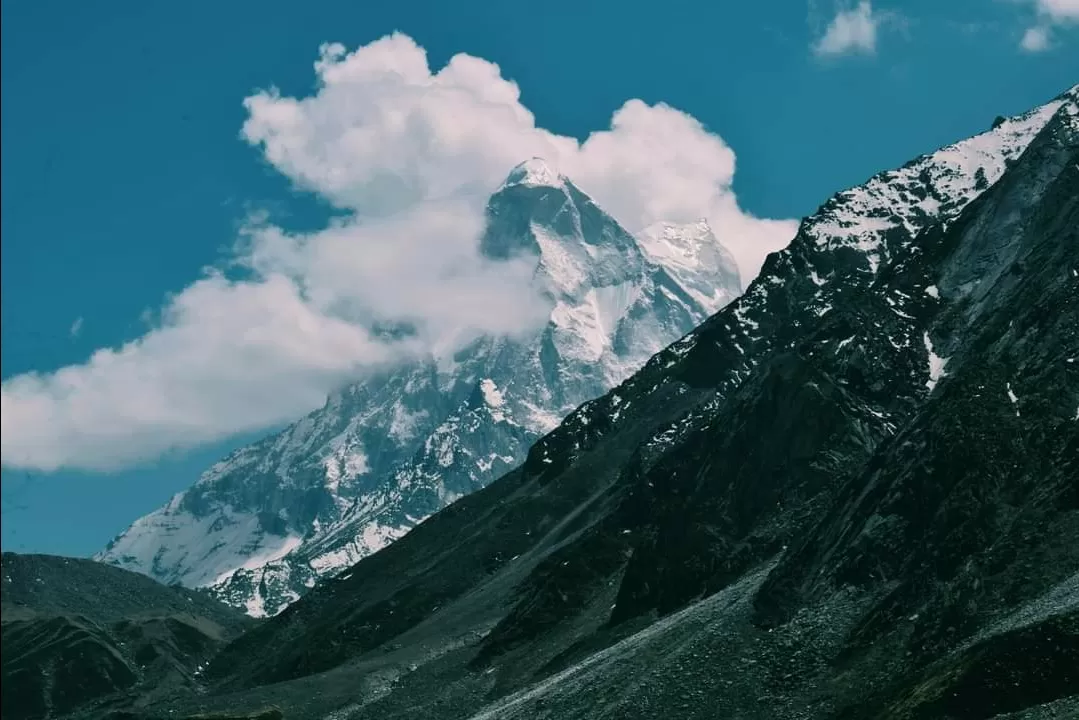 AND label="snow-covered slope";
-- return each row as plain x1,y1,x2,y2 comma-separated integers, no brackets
96,159,743,617
188,86,1079,718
